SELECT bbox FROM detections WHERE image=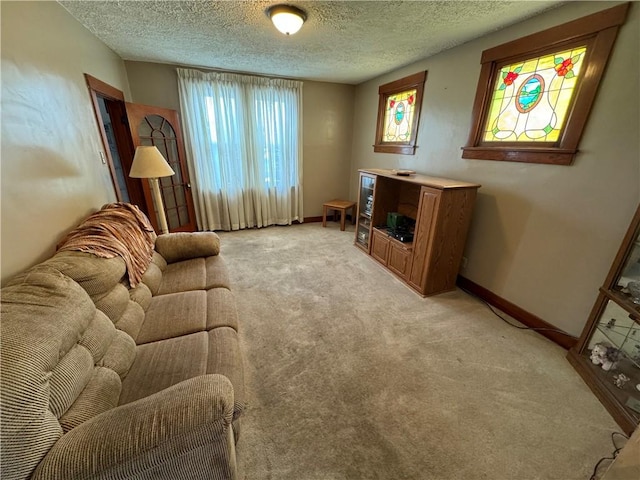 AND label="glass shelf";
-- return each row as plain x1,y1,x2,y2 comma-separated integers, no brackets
578,351,640,422
571,205,640,434
616,240,640,289
355,173,375,251
589,300,640,360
